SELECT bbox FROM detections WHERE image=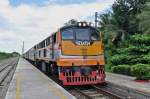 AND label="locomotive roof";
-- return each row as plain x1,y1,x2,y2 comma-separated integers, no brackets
60,25,96,31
